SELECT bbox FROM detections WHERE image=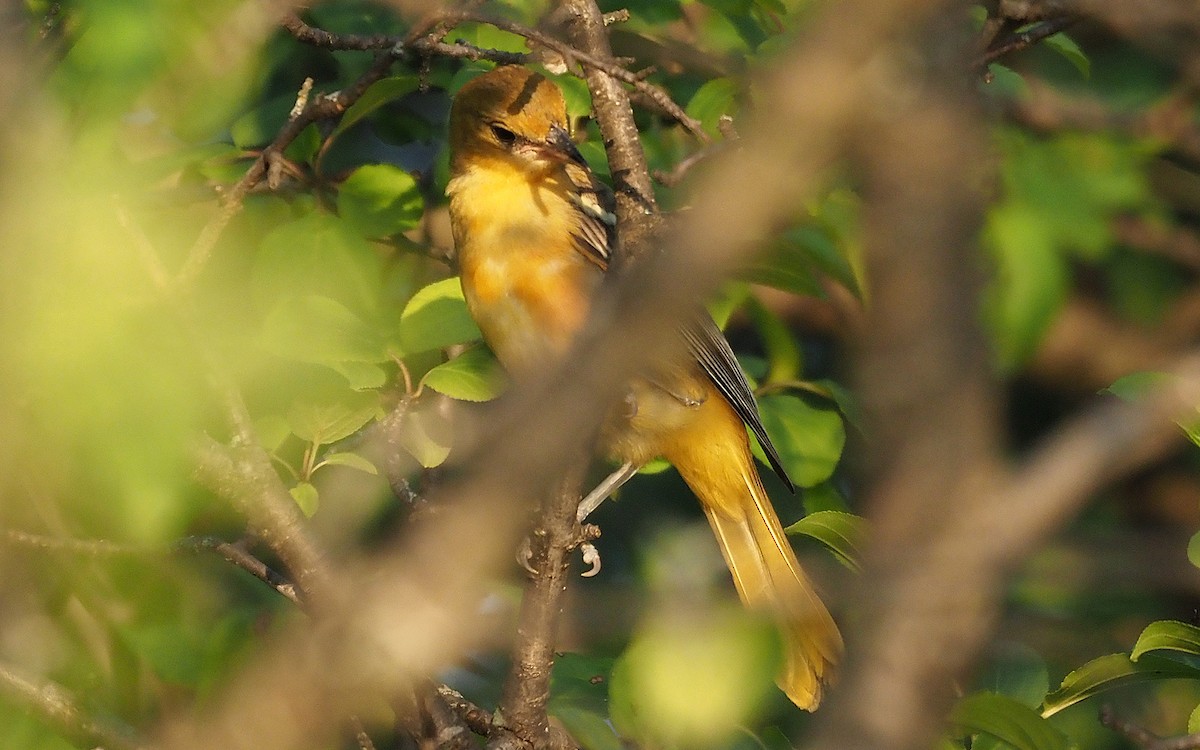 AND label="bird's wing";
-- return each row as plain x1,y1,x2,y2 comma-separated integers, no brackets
564,155,794,491
682,315,794,492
